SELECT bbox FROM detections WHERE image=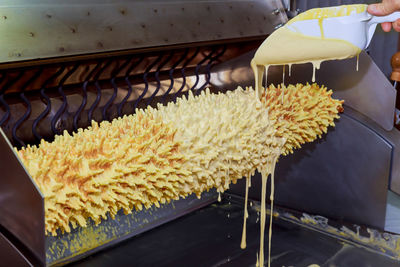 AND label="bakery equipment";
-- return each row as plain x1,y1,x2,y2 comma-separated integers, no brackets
1,0,400,266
